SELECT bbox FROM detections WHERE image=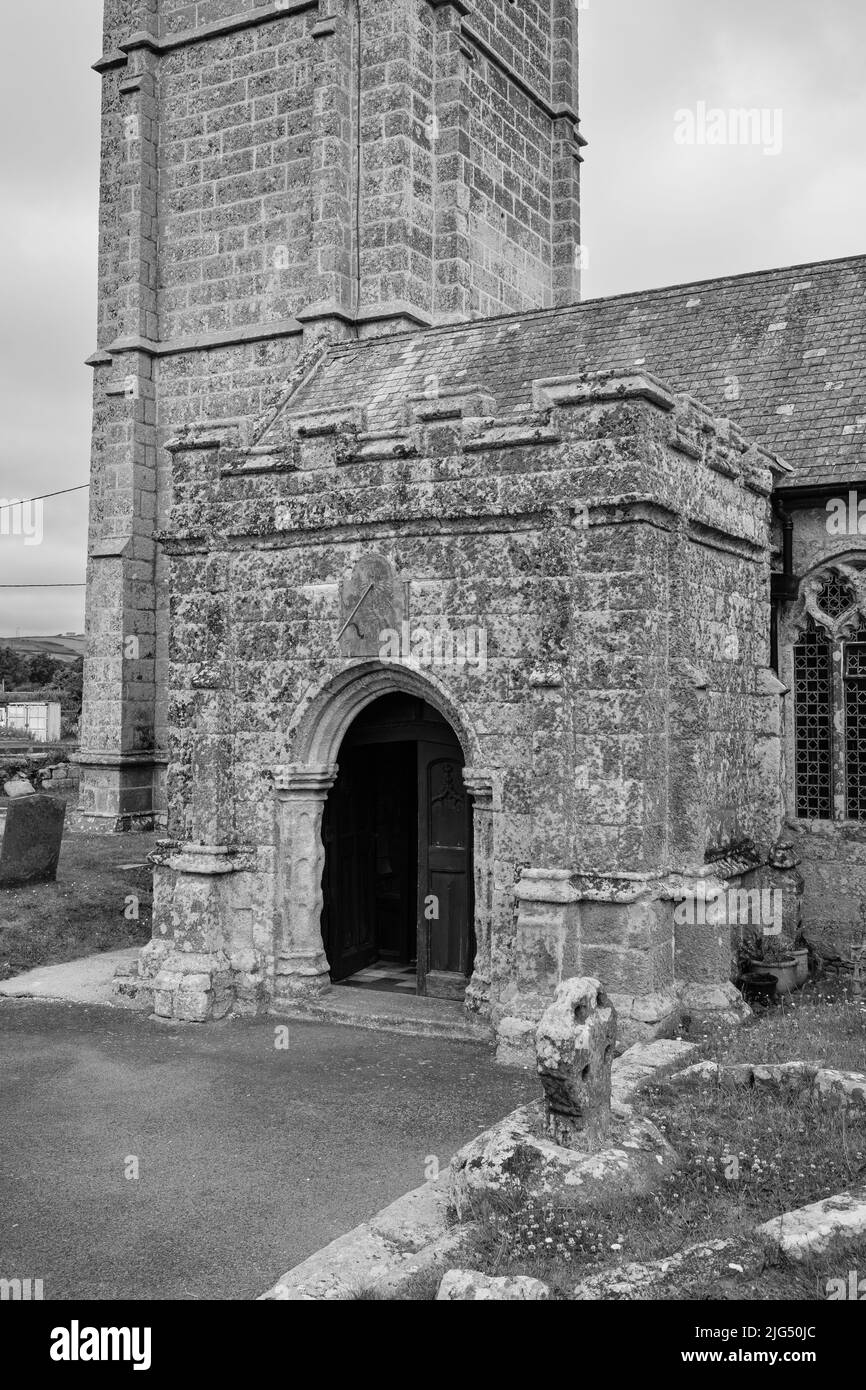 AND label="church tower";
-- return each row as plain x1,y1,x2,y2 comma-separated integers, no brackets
78,0,584,827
